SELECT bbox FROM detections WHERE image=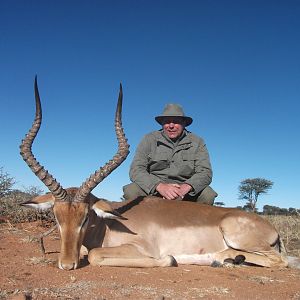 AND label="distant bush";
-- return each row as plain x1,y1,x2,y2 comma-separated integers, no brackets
0,167,55,225
263,204,300,216
0,189,55,224
0,167,15,197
